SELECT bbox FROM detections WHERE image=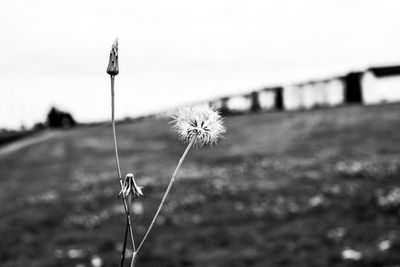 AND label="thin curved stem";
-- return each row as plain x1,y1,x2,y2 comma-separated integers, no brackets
136,137,196,253
111,76,122,182
130,252,137,267
120,195,136,267
127,196,136,251
111,76,136,267
119,218,129,267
